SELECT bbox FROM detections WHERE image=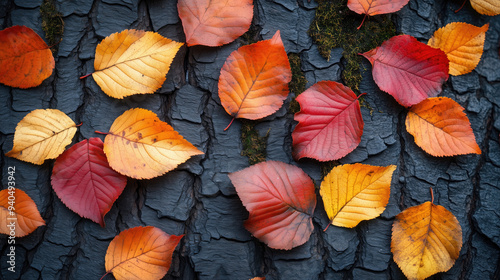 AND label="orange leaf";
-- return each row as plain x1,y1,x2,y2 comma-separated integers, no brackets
347,0,410,28
177,0,253,47
320,163,395,229
392,201,462,280
103,108,203,179
104,226,183,280
90,29,183,99
0,188,45,237
470,0,500,15
0,26,54,88
218,30,292,130
428,22,489,75
5,109,78,165
405,97,481,156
